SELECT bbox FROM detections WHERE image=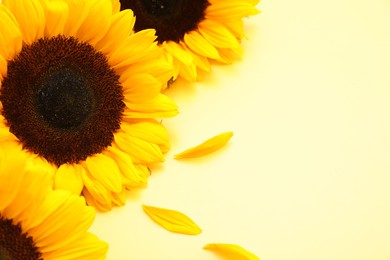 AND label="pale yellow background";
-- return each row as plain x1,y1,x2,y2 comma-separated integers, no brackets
91,0,390,259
